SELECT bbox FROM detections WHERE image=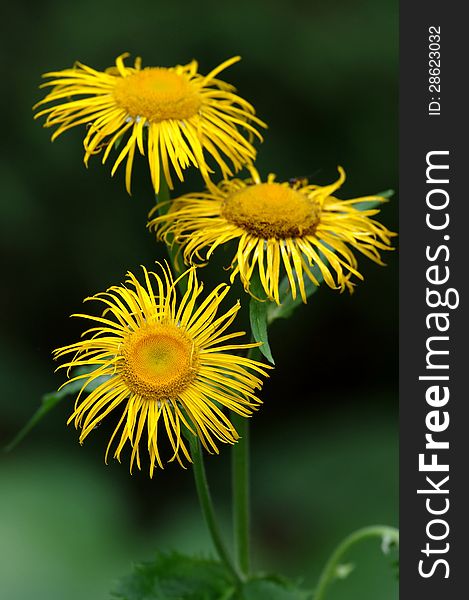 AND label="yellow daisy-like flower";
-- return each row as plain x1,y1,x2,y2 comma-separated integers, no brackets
34,53,265,193
54,263,269,476
149,167,396,304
